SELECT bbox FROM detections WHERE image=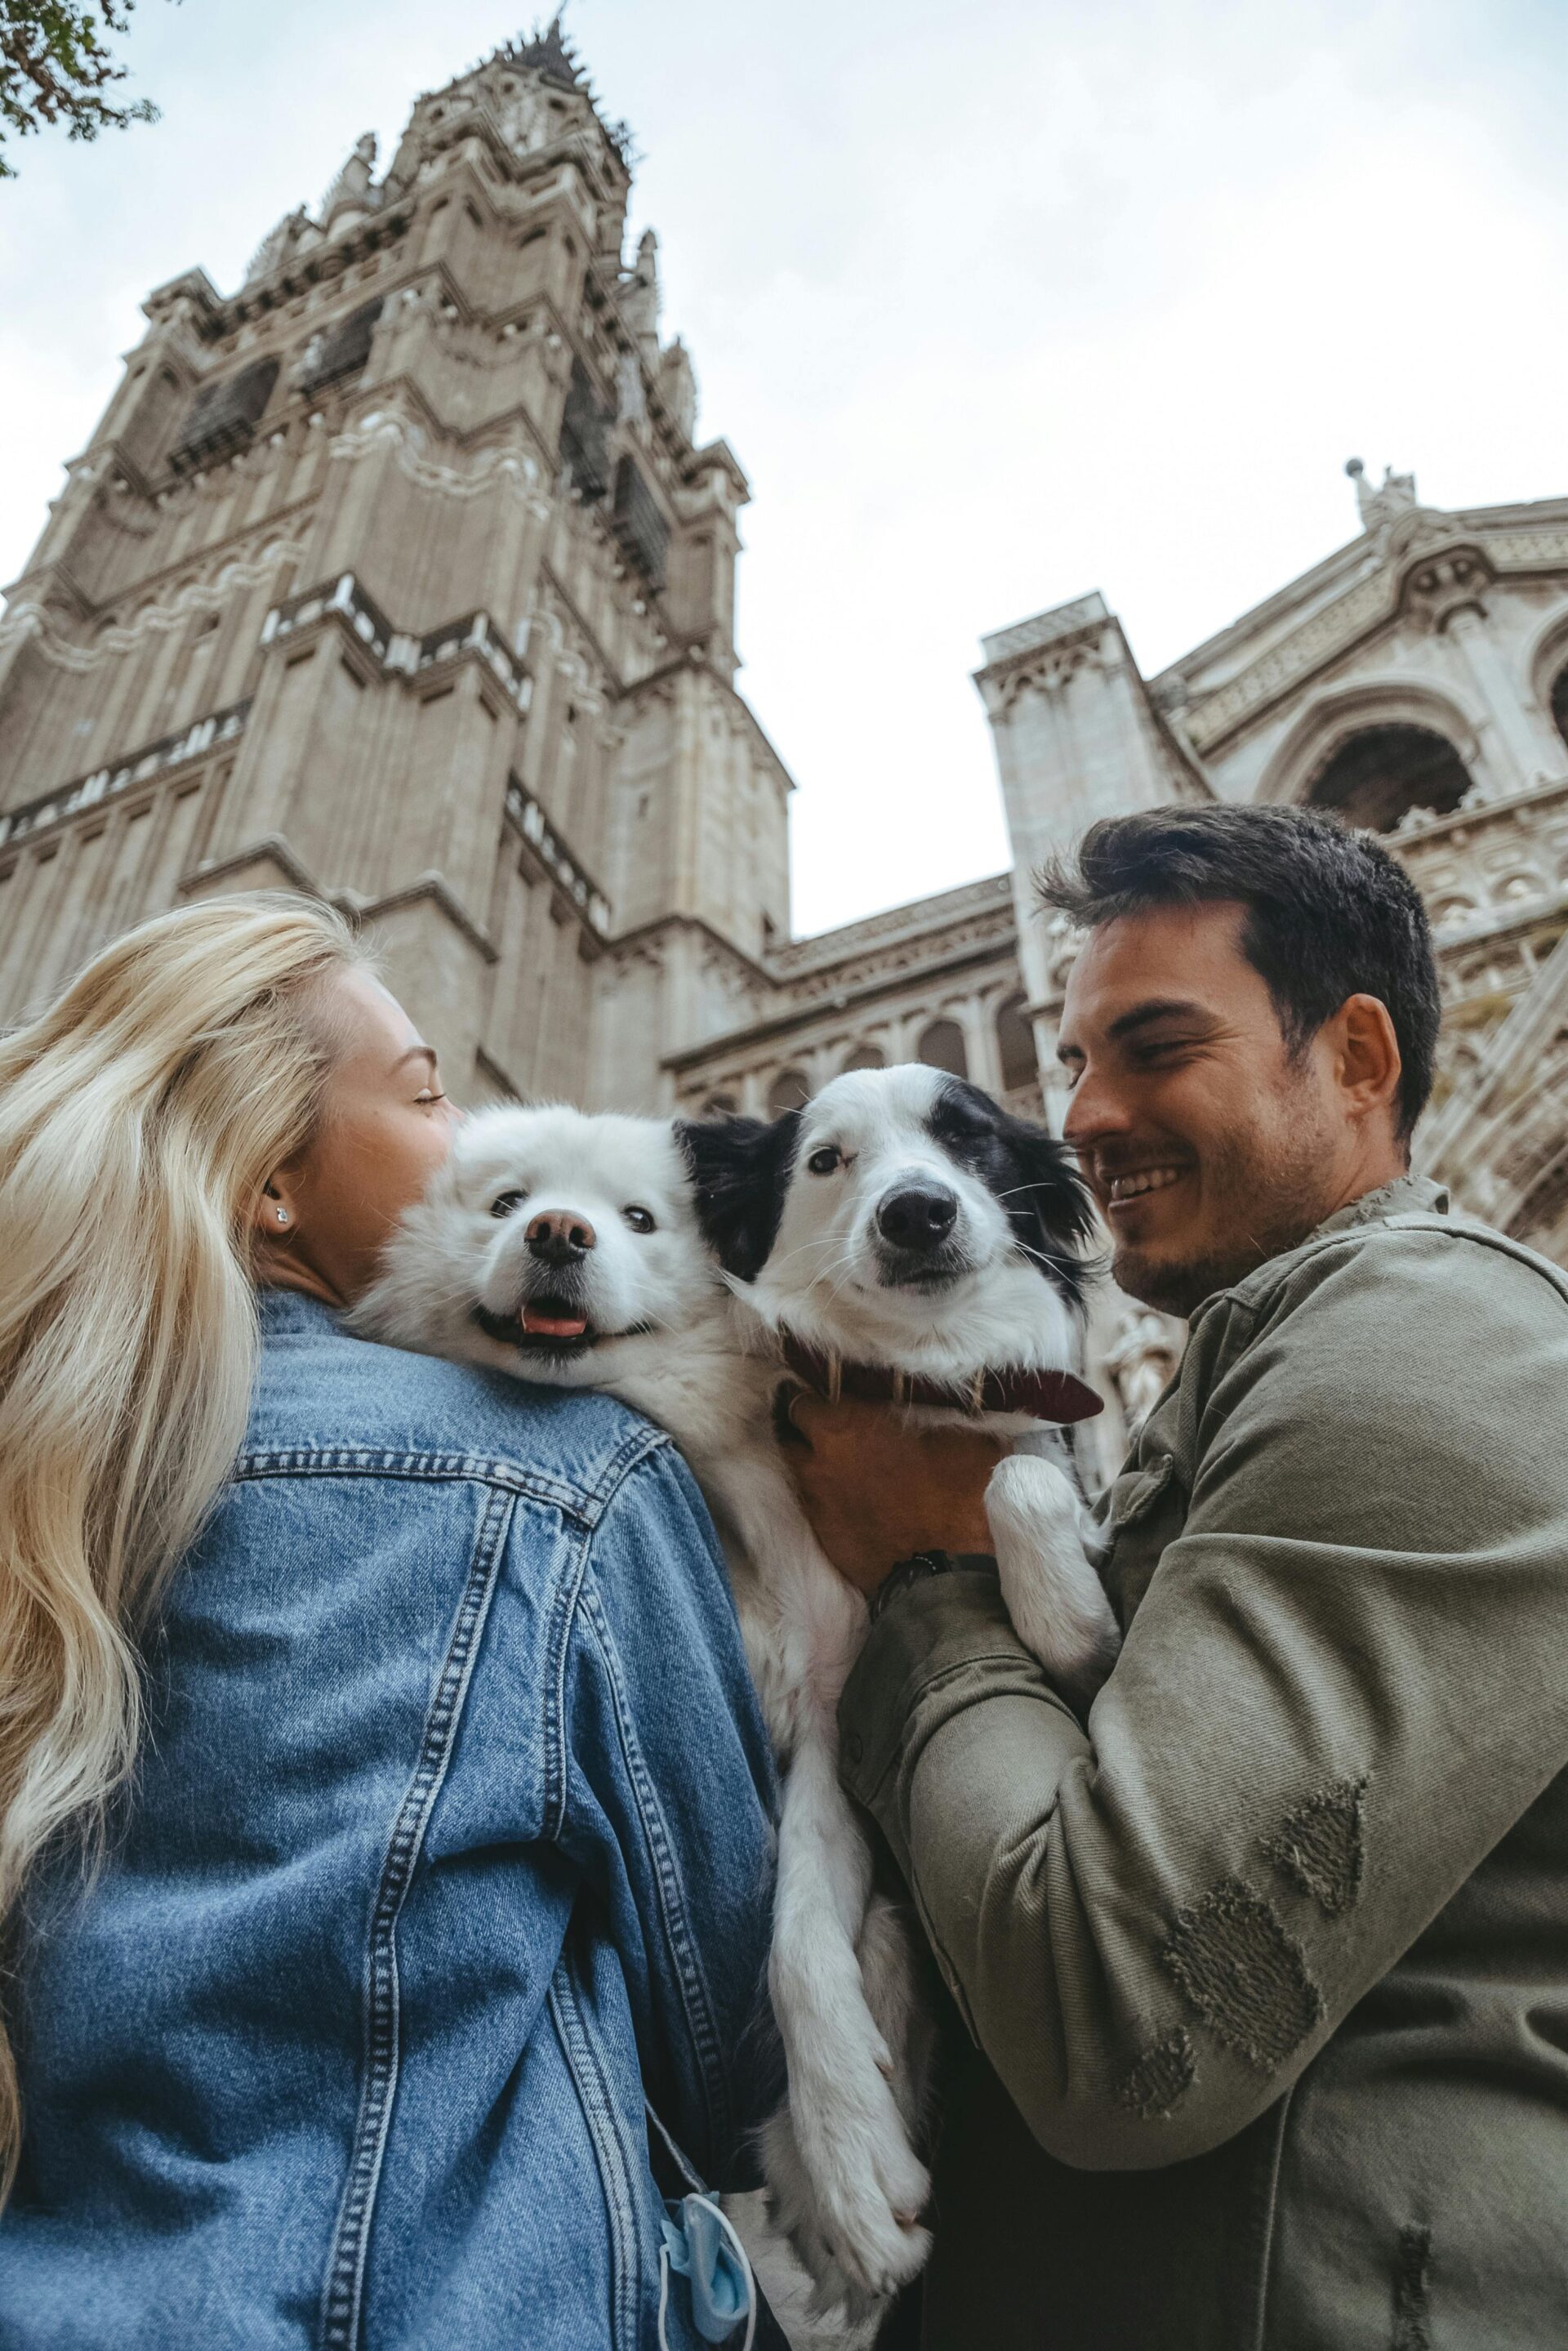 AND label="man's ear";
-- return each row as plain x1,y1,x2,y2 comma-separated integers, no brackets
675,1111,801,1283
1336,993,1403,1127
994,1110,1101,1303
